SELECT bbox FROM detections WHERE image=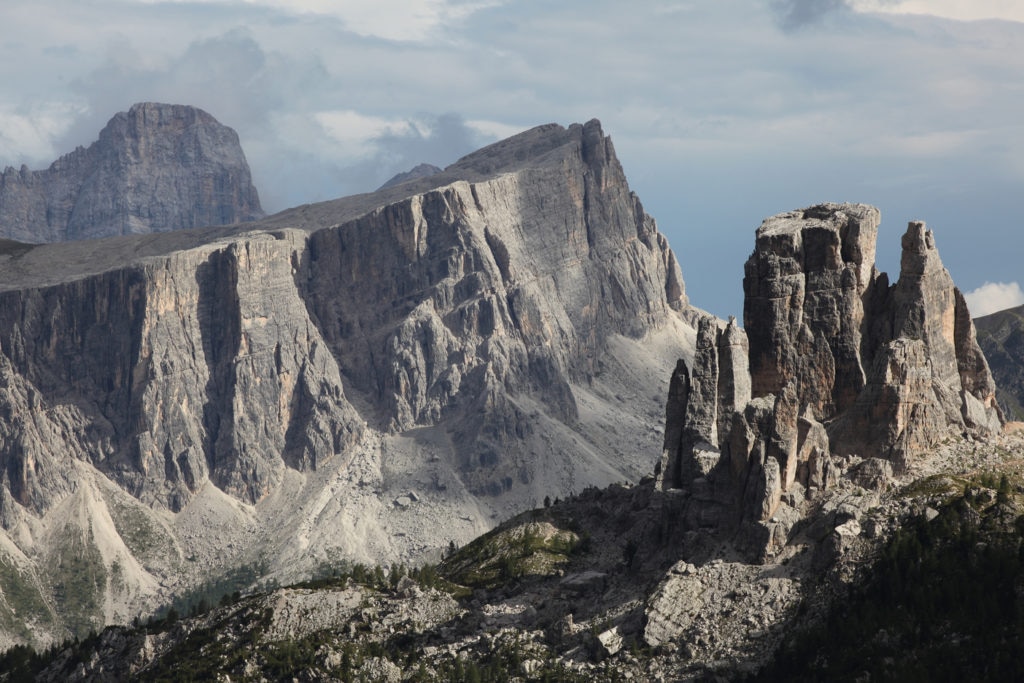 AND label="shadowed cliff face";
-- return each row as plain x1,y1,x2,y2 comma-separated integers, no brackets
0,119,695,644
0,102,264,242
